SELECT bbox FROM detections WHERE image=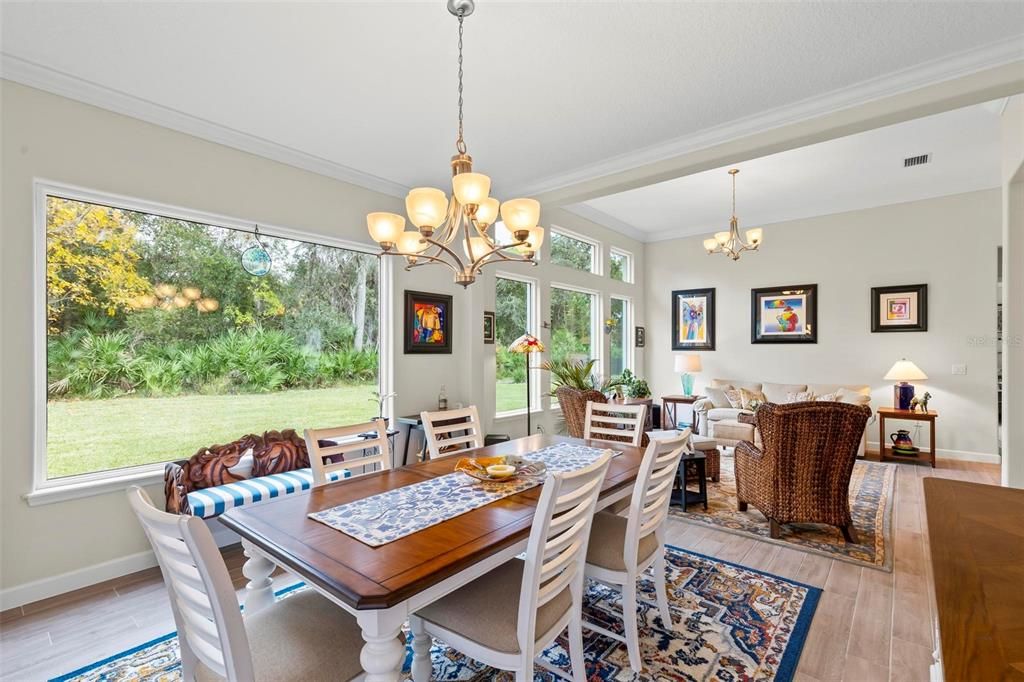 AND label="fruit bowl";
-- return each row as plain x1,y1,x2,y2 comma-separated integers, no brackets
455,456,547,483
